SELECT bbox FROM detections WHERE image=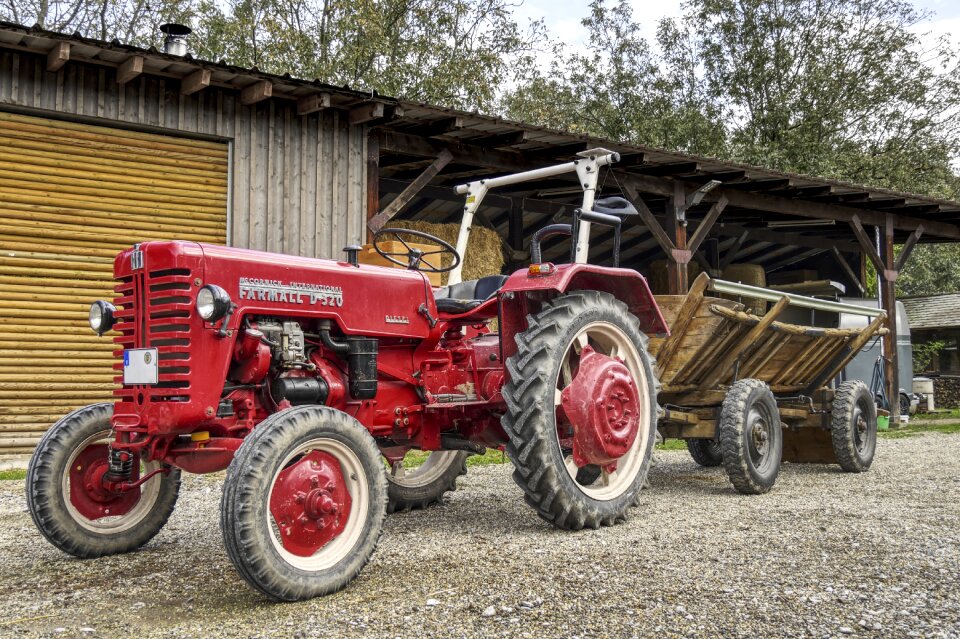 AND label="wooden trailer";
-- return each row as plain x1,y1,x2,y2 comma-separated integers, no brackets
649,273,888,494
